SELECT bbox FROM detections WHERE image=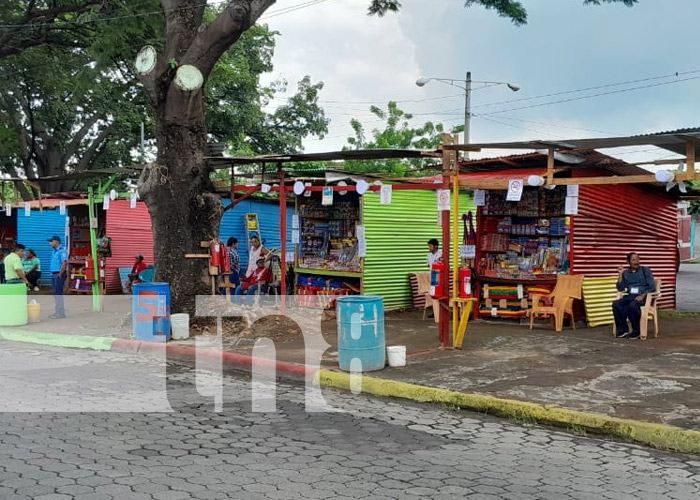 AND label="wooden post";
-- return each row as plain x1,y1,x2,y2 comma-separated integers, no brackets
278,163,287,314
440,133,452,347
451,134,460,347
686,138,696,180
546,146,555,185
